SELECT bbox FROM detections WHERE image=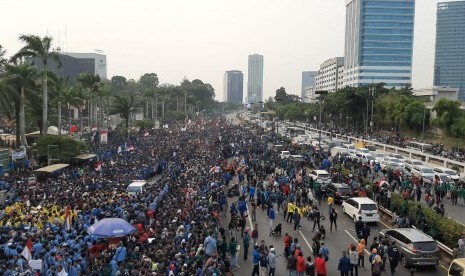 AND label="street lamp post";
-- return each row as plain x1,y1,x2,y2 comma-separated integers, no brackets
422,108,426,140
356,93,369,136
315,90,328,148
370,86,375,133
